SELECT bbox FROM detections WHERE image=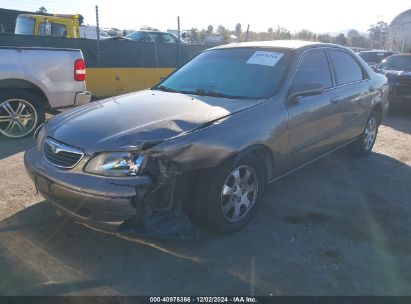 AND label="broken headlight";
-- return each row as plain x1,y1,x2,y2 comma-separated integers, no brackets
84,152,145,177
